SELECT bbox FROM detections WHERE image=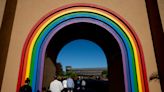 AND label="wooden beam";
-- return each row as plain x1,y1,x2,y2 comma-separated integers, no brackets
0,0,17,90
145,0,164,91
